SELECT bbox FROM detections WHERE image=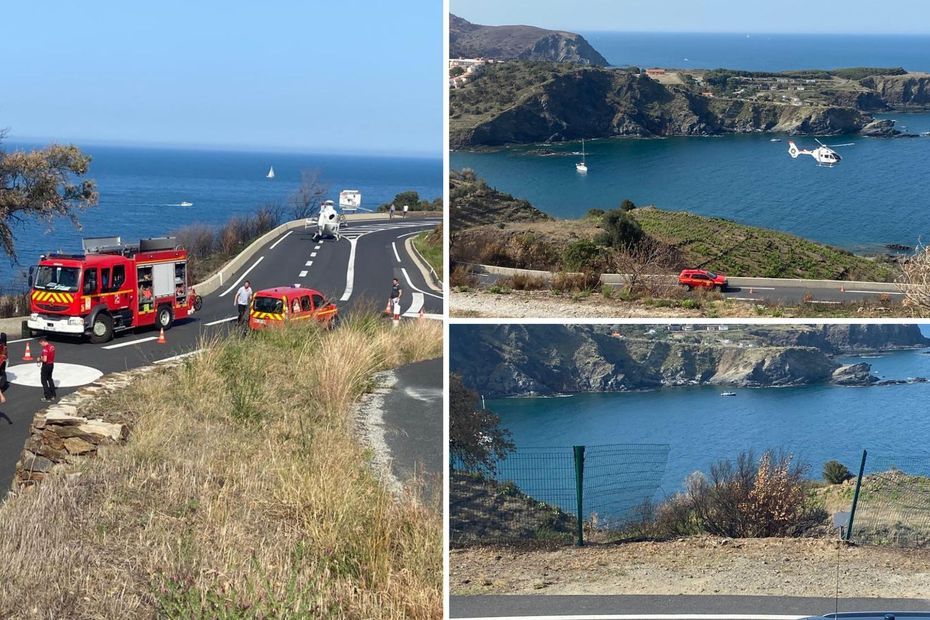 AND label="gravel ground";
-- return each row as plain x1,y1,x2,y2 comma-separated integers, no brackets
450,290,695,318
451,536,930,598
